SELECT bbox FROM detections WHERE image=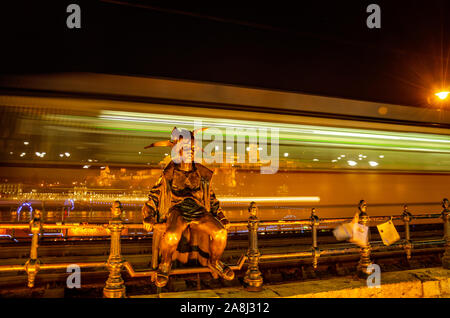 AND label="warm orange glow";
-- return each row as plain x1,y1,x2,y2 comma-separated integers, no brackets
435,91,450,100
218,196,321,203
